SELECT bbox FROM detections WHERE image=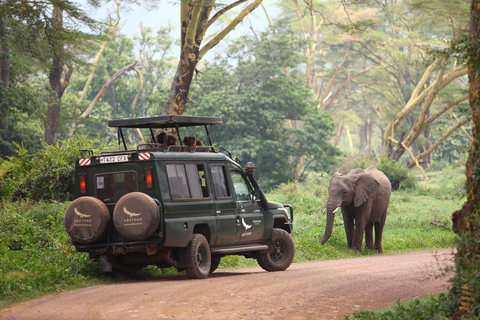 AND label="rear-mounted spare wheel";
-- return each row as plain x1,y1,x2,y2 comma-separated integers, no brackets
113,192,160,240
64,197,111,243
